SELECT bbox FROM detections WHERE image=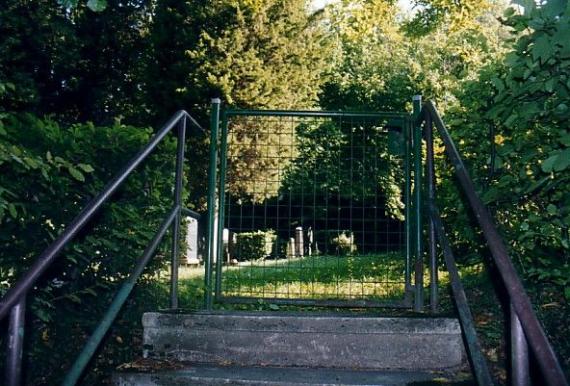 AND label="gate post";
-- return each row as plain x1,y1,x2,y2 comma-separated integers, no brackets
412,95,424,312
215,112,229,301
404,118,413,300
206,98,221,310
